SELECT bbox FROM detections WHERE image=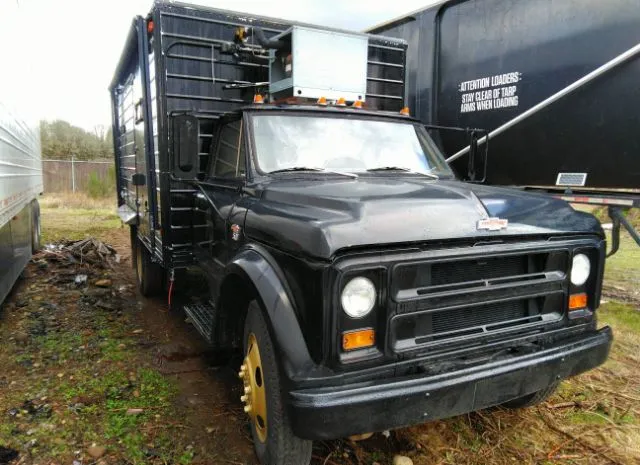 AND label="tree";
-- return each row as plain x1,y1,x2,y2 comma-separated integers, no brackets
39,120,113,161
